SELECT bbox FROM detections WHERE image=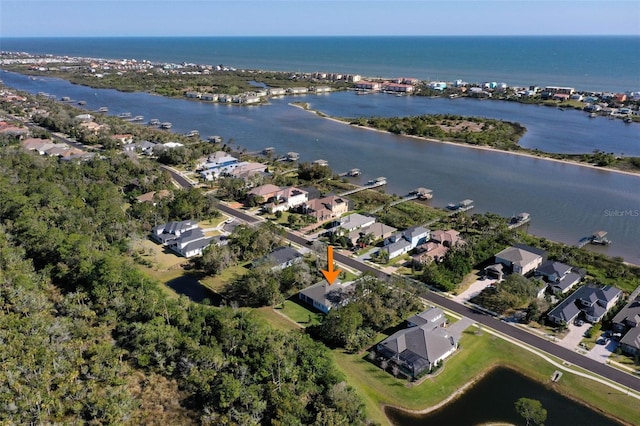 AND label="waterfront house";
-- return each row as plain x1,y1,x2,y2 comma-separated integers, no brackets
354,81,382,91
347,222,397,247
268,88,286,96
303,195,349,222
298,280,355,313
228,162,269,180
382,83,414,93
335,213,376,232
247,184,282,203
383,226,430,260
287,87,308,95
534,260,583,295
493,244,546,276
612,285,640,333
547,284,622,325
265,187,309,213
